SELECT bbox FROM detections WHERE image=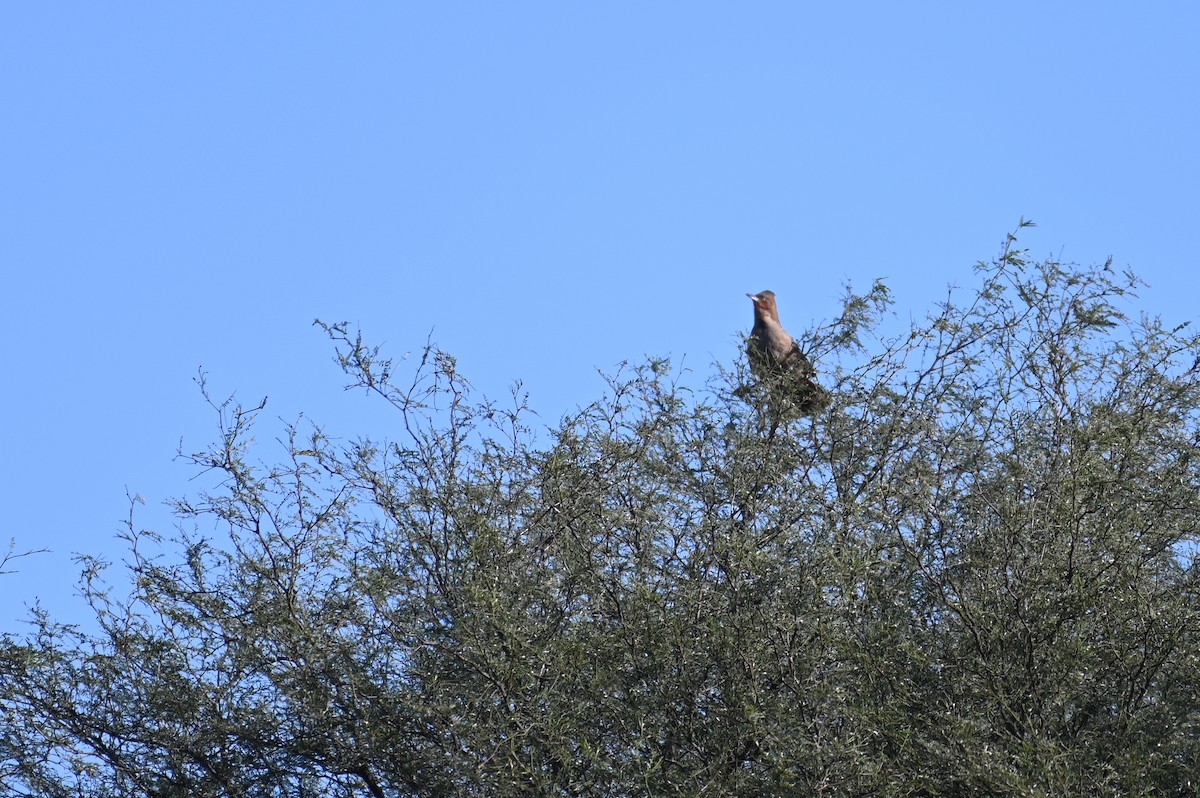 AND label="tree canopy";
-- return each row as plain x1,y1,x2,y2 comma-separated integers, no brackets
4,223,1199,796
